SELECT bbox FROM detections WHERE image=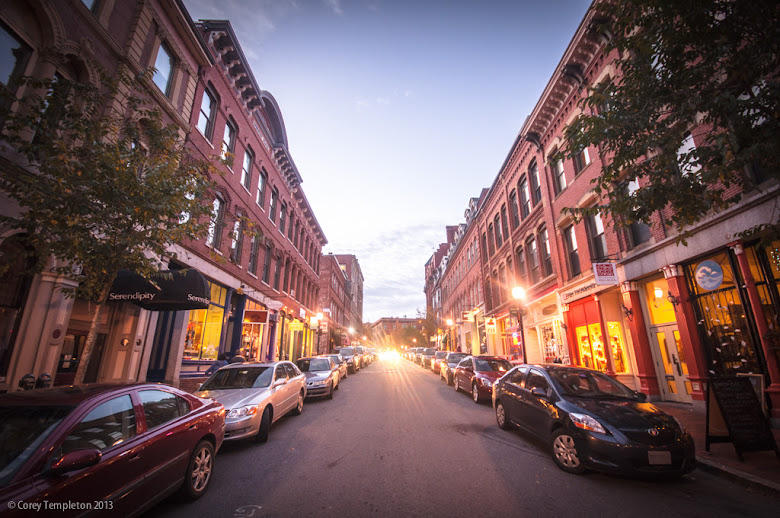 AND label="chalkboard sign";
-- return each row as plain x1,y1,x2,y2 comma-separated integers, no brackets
705,376,779,460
